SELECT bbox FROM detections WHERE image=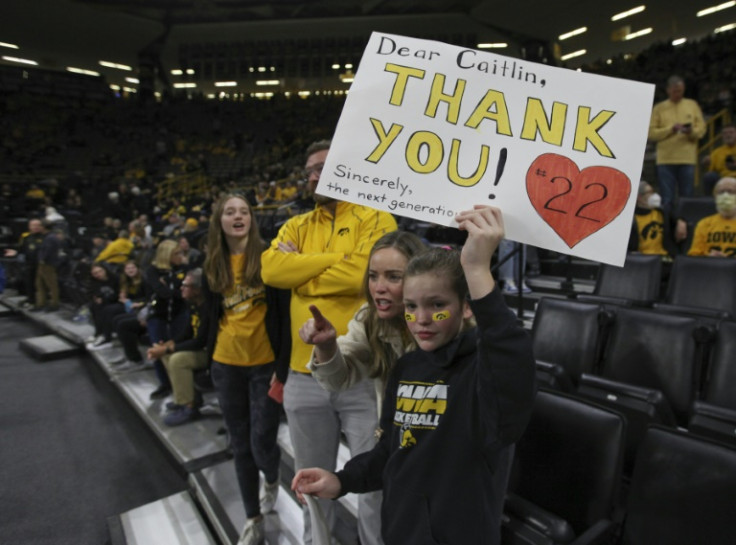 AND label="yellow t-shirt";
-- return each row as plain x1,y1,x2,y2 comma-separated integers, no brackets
634,209,668,256
688,213,736,257
212,254,275,366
